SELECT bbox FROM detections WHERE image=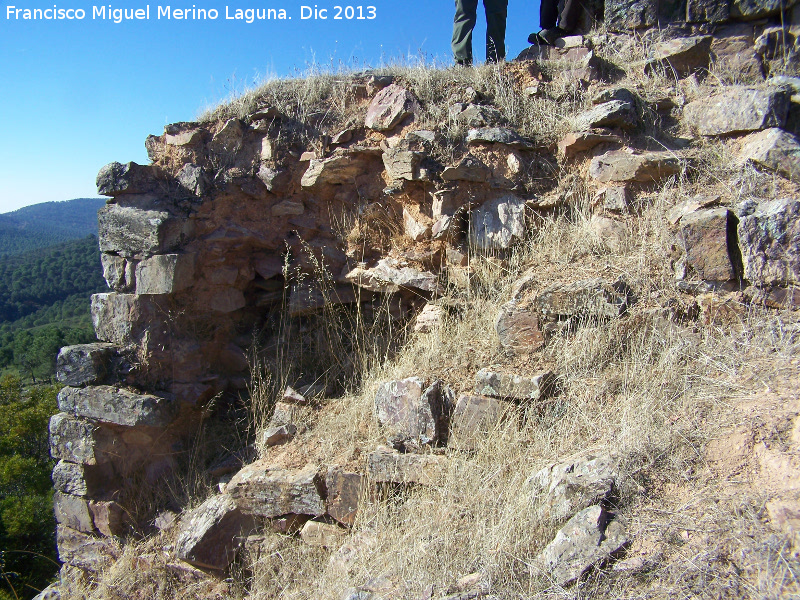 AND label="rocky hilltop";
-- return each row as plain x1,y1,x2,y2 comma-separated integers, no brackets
44,2,800,599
